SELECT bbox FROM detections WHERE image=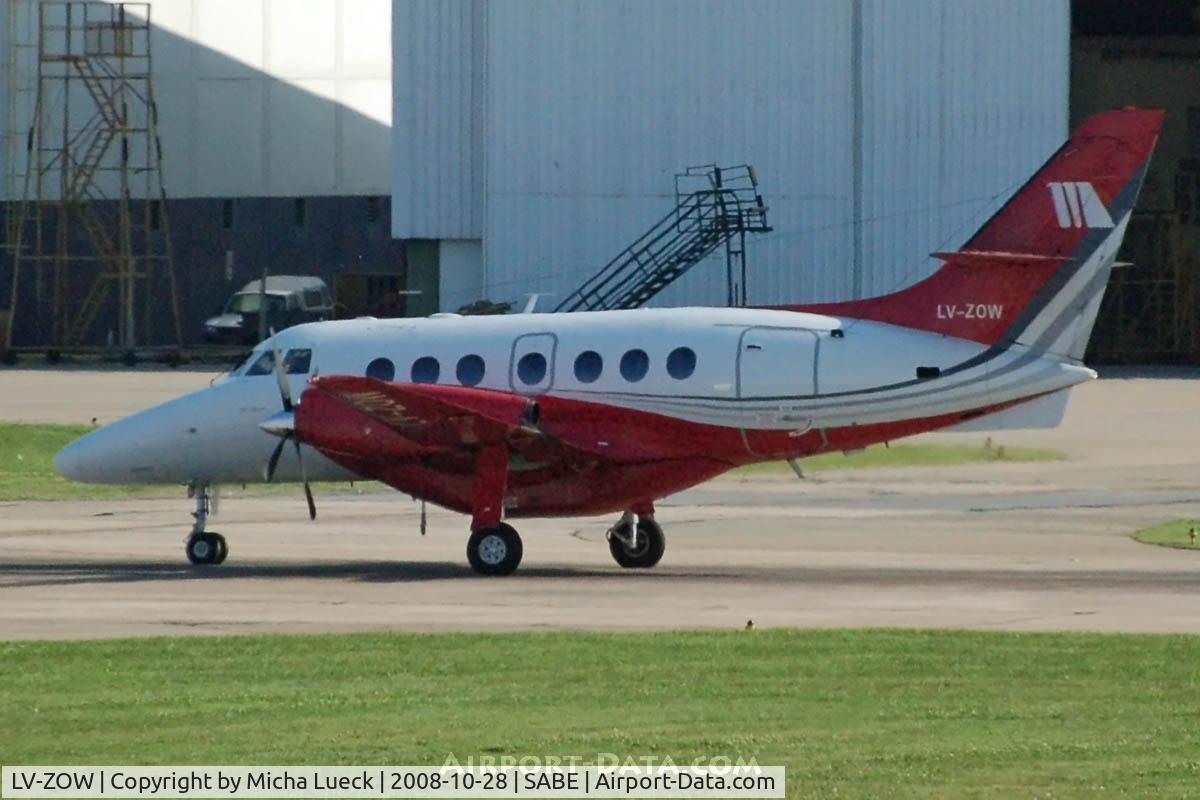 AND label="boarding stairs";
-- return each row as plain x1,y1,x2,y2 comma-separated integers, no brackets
553,165,770,312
